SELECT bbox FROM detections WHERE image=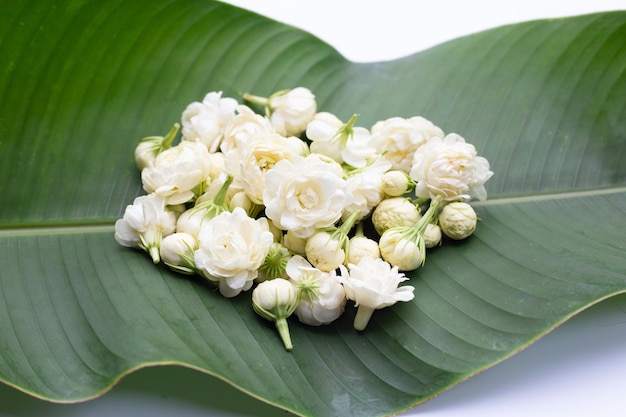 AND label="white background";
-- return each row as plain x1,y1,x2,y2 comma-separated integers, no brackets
1,1,625,417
